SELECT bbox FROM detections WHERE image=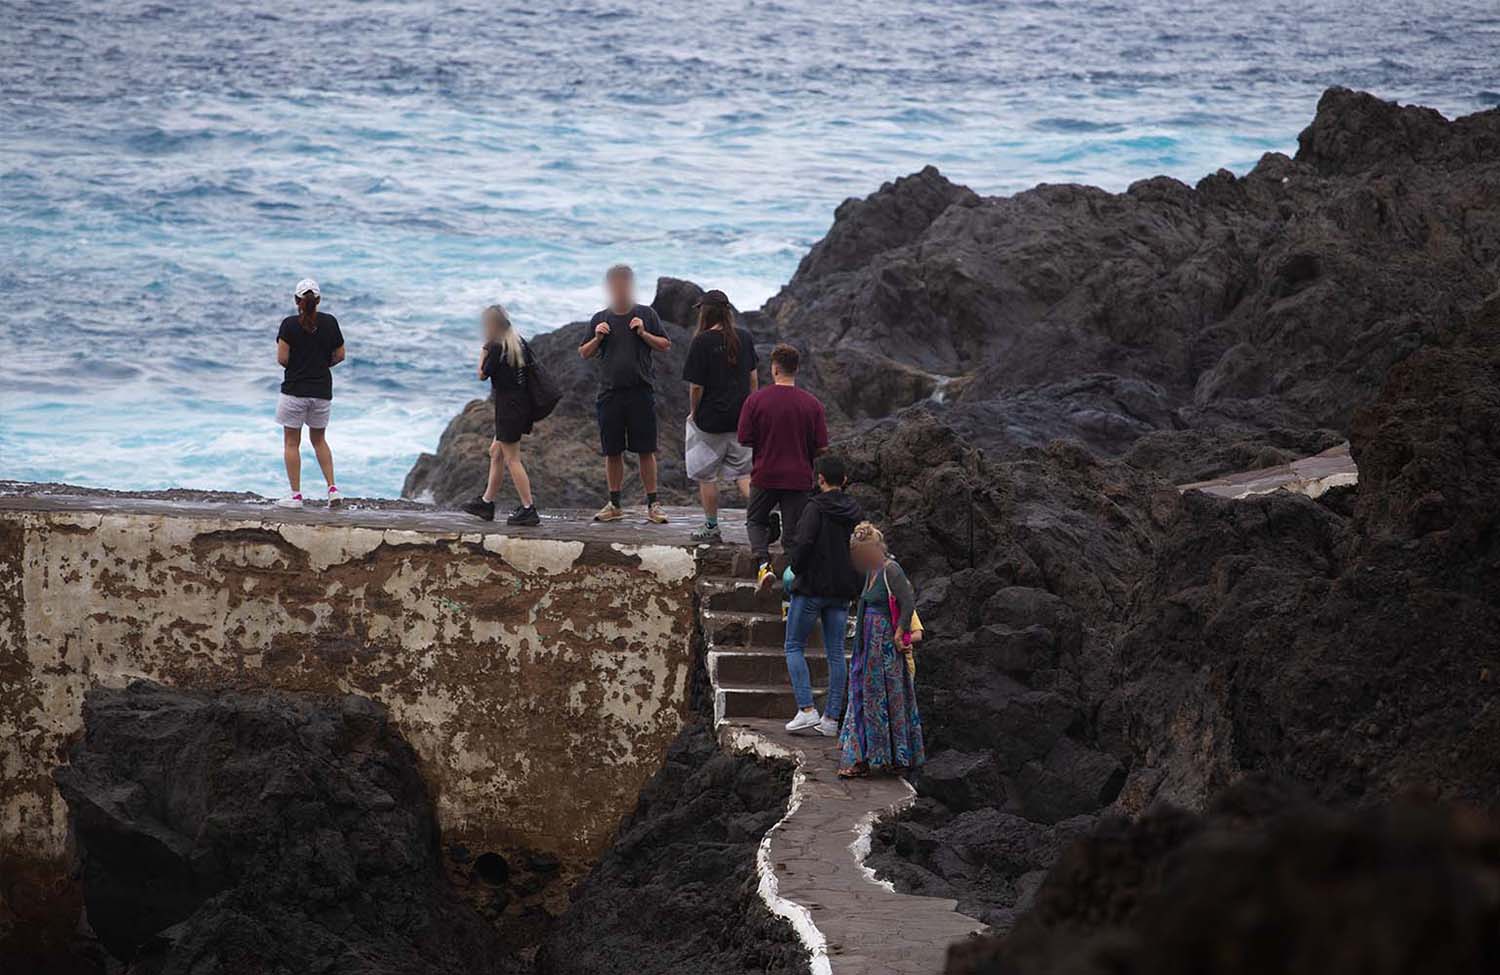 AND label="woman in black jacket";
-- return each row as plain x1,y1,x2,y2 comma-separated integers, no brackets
462,304,540,526
780,455,864,736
